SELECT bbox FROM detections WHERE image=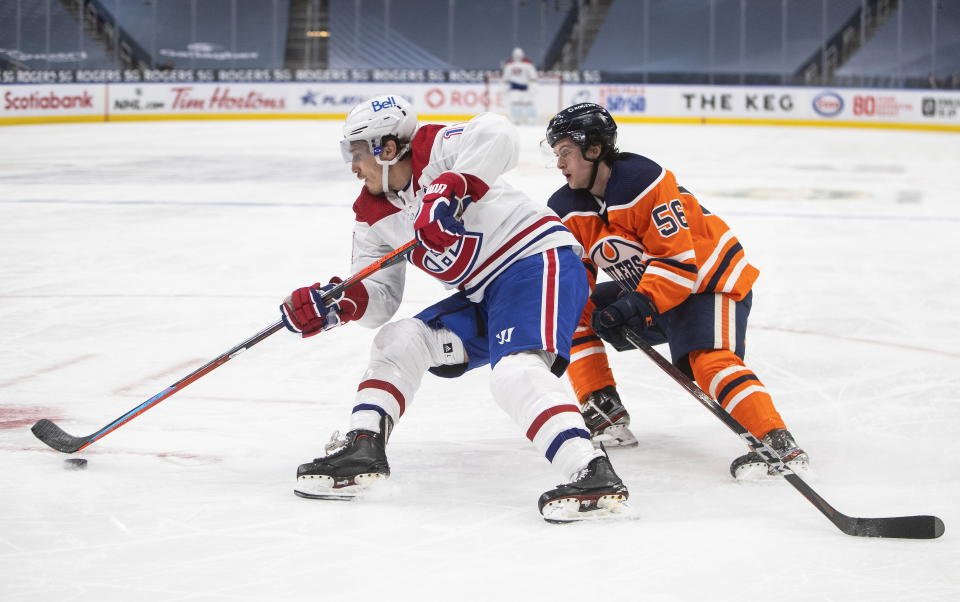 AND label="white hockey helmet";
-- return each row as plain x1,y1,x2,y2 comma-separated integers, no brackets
340,94,418,164
512,47,524,61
